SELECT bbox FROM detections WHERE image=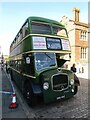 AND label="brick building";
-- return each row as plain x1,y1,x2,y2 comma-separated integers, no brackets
61,8,88,73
